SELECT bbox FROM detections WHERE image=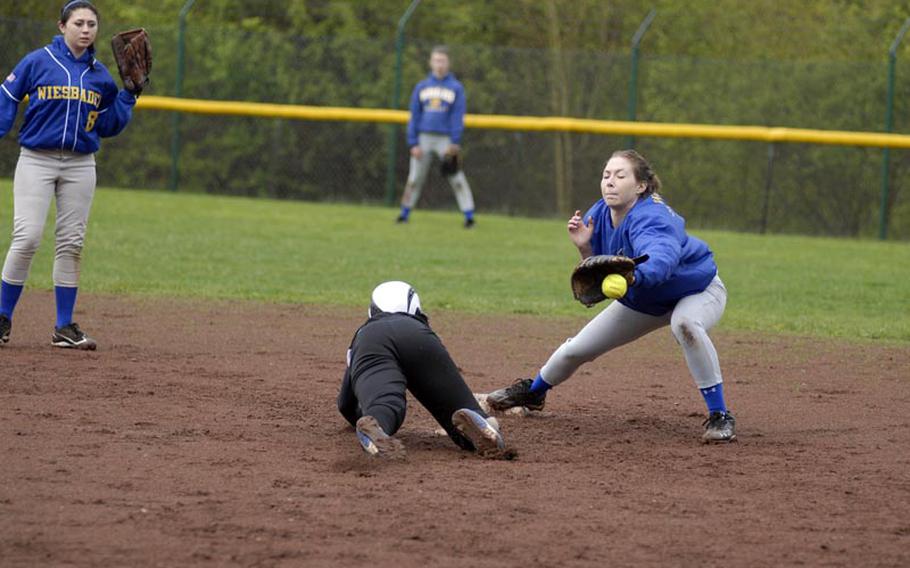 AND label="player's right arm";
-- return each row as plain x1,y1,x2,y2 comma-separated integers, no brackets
0,56,33,140
568,209,595,259
569,200,607,259
337,359,361,428
406,82,422,150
